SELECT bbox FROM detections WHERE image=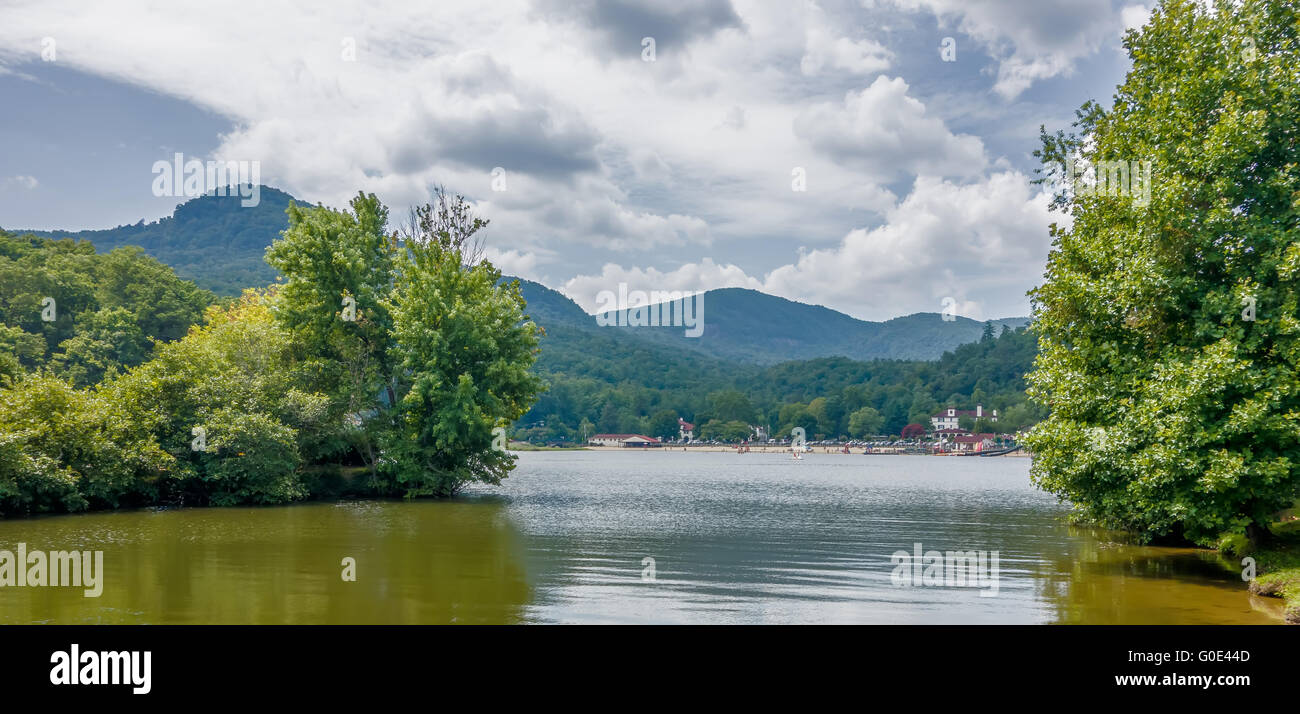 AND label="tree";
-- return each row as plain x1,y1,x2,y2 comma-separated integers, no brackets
708,389,757,424
266,193,399,472
700,419,750,442
646,409,681,441
106,290,330,506
383,195,543,496
0,231,211,381
53,307,151,386
788,411,819,439
1024,0,1300,545
597,402,621,433
199,409,303,506
900,423,926,440
847,406,884,437
0,373,171,514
